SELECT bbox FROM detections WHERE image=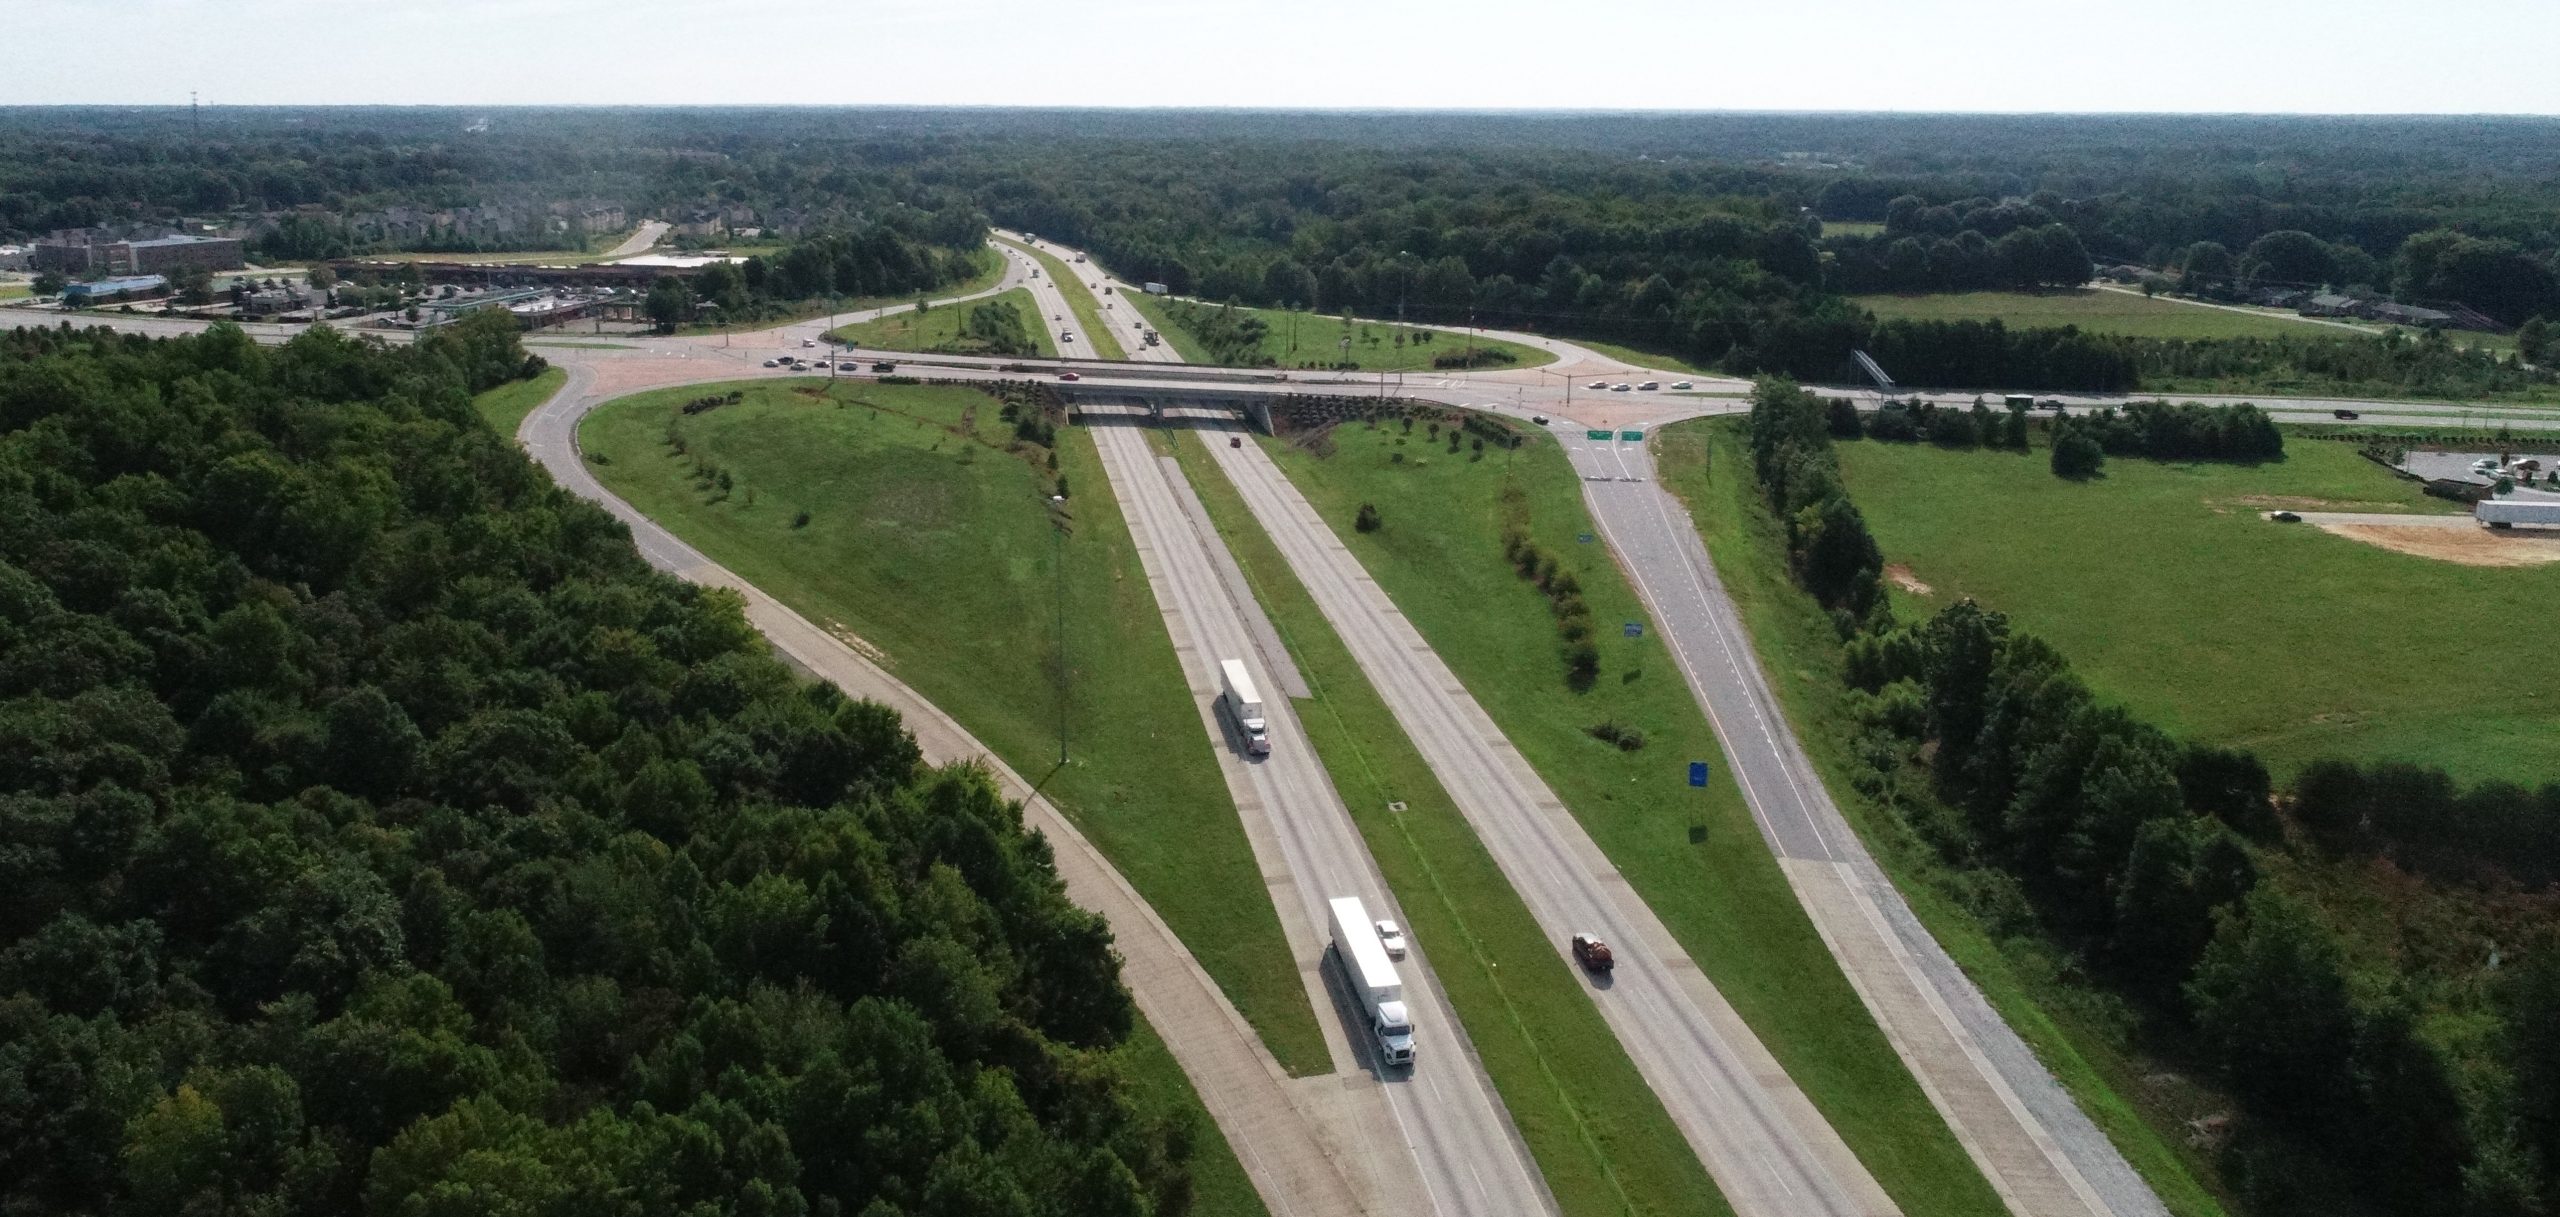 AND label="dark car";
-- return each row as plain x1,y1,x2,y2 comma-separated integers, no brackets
2272,511,2303,523
1571,933,1614,975
870,361,897,373
2333,409,2361,420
